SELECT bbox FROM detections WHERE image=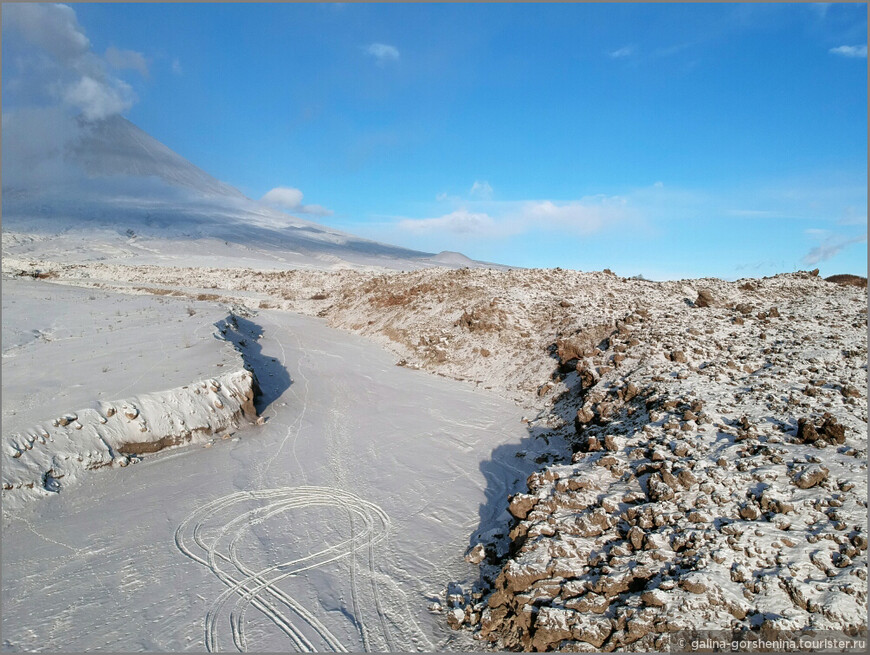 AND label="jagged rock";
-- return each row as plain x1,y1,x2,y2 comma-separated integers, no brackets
820,417,846,444
556,324,614,364
641,589,668,607
797,418,820,442
647,474,674,501
695,289,715,307
623,382,640,401
565,592,610,614
446,607,465,629
465,543,487,564
679,575,708,594
841,384,861,398
577,365,599,391
760,492,794,514
628,525,645,550
571,614,613,648
739,503,760,520
575,407,595,428
502,559,551,594
508,493,538,520
793,464,829,489
538,381,555,397
531,607,574,651
58,414,77,427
